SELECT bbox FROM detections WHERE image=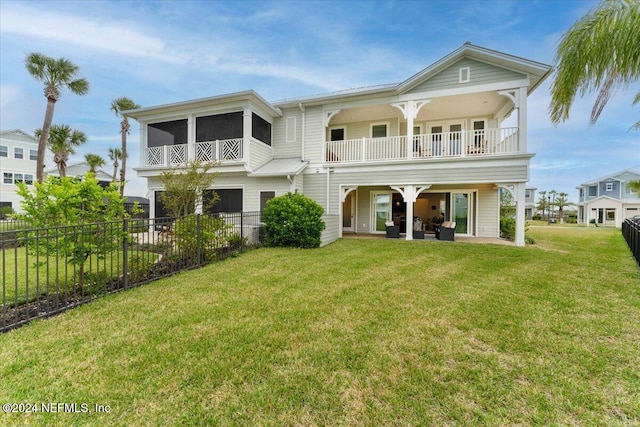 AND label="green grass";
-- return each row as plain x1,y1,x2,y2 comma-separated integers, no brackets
1,227,639,425
2,246,158,305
